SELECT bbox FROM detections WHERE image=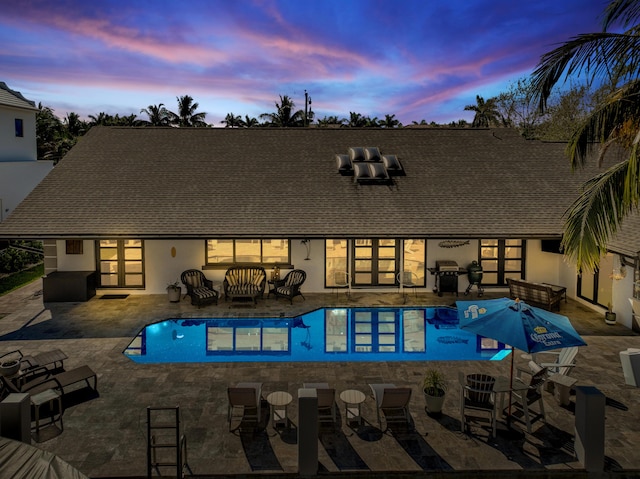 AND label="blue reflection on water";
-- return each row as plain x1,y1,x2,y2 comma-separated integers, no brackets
124,307,509,364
